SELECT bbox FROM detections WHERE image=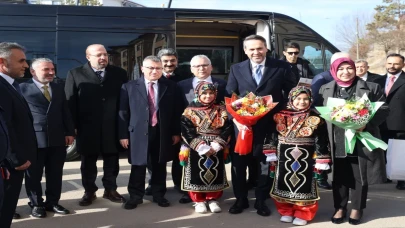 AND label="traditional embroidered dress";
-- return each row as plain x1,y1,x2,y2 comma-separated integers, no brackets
263,86,331,221
180,82,232,202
